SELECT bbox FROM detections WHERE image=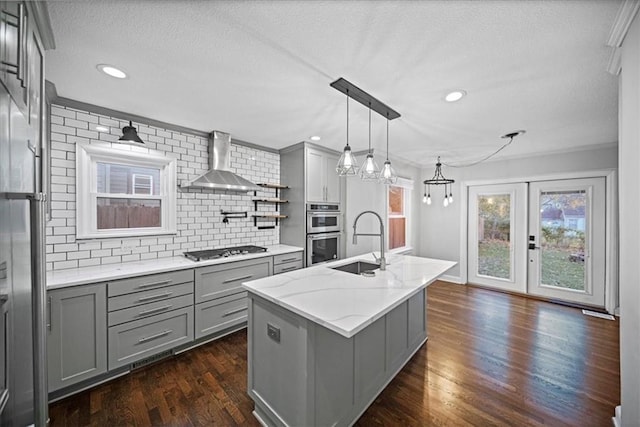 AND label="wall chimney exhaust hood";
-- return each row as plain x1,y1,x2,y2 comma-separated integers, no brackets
181,131,261,192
